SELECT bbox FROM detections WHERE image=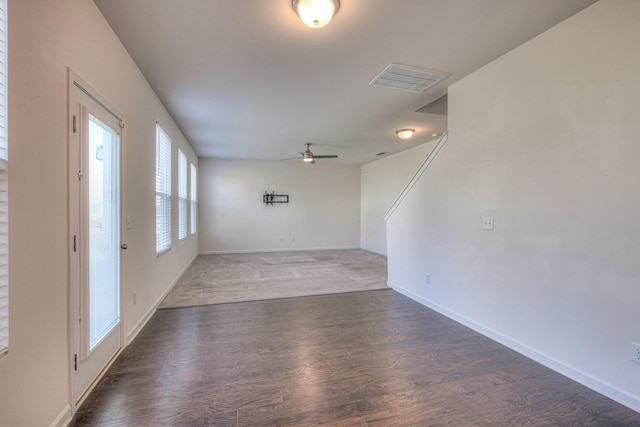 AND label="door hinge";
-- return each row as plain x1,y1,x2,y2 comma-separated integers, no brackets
74,354,78,371
119,120,125,129
78,170,83,181
73,235,77,252
73,115,77,133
